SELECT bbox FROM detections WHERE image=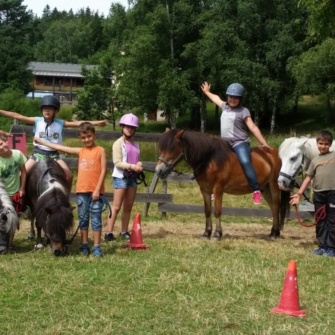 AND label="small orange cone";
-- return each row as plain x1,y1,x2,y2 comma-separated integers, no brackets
125,213,148,250
271,260,306,317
